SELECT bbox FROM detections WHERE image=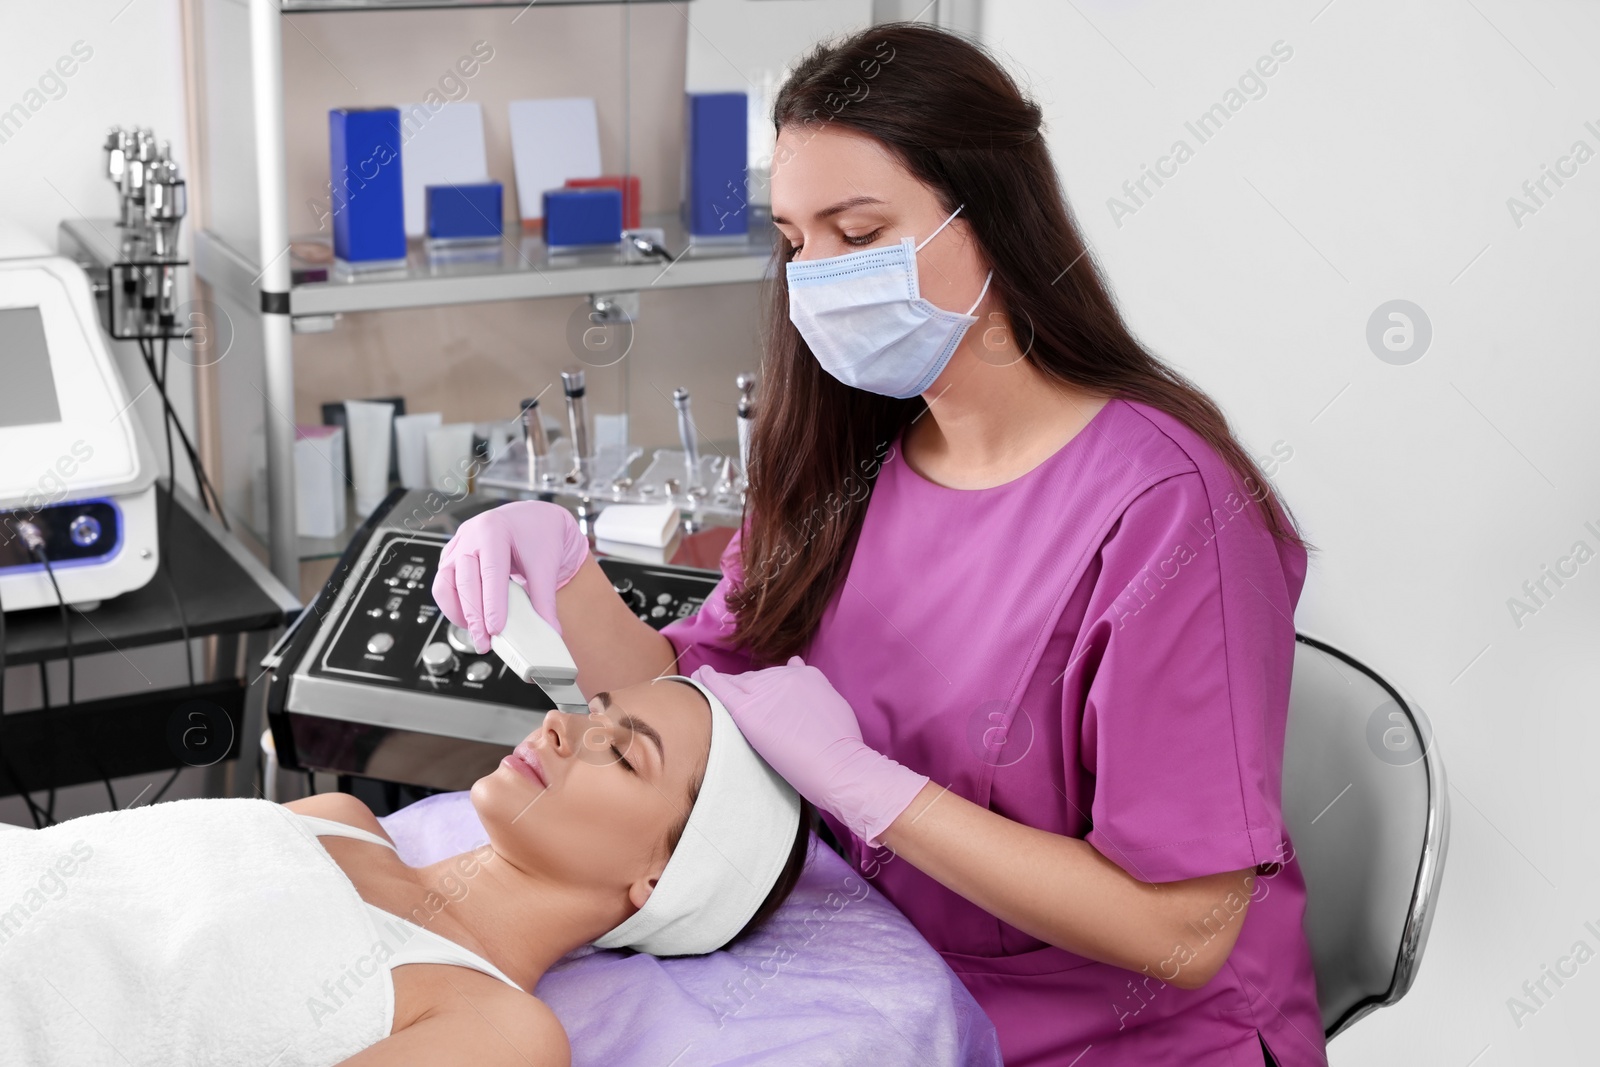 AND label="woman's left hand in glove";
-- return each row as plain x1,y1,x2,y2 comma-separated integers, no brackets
691,656,929,846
